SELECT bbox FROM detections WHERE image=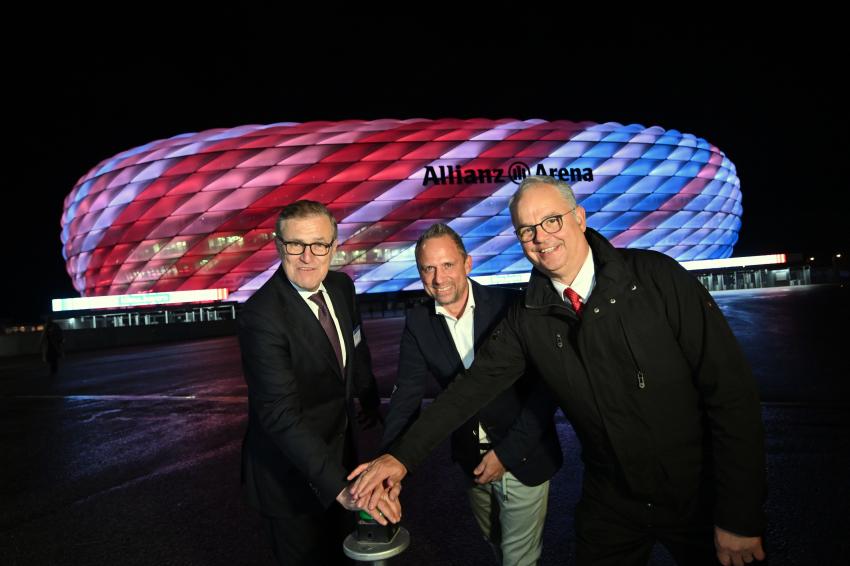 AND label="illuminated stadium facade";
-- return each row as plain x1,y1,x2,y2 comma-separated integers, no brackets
61,119,743,300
